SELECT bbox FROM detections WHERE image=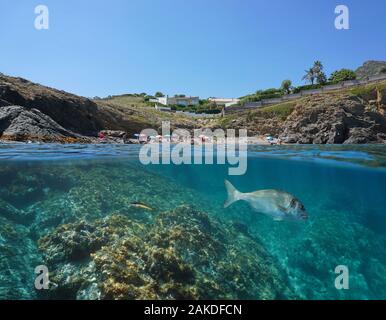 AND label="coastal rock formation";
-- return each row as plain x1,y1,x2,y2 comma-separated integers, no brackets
280,93,386,144
0,105,88,143
218,82,386,144
0,74,196,140
2,72,386,144
38,206,294,300
356,60,386,79
0,75,104,135
0,215,41,300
